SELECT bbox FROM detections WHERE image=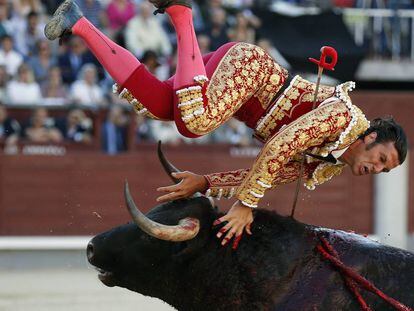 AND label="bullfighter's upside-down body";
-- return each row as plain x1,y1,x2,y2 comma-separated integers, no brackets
44,0,407,248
